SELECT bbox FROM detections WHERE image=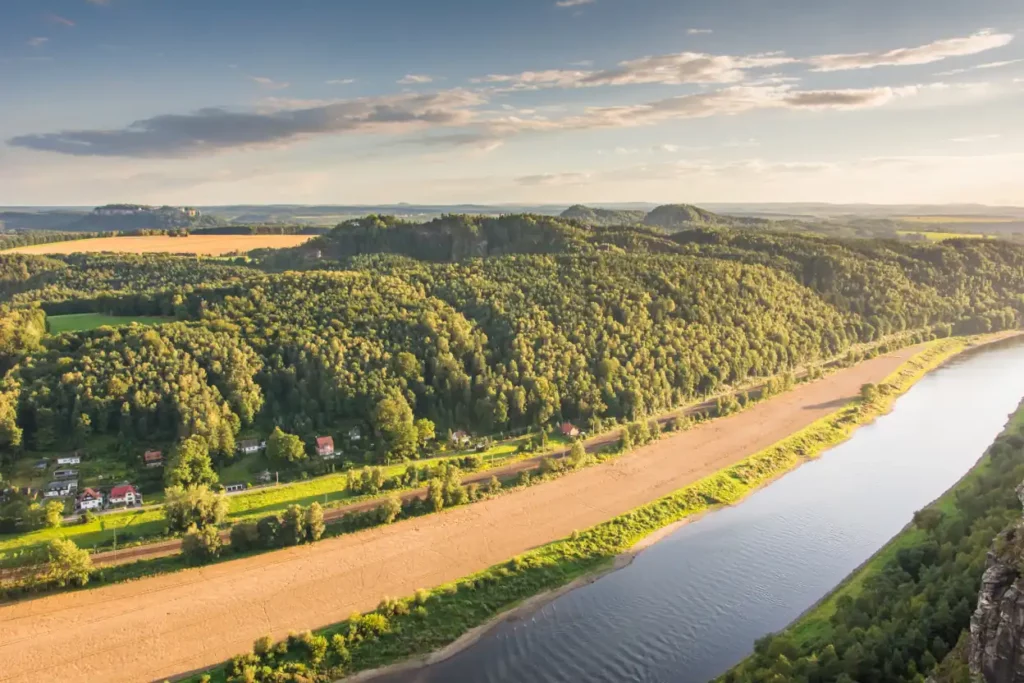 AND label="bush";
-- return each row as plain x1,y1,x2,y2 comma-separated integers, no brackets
230,521,260,553
46,538,92,587
305,502,325,542
182,523,222,564
163,484,228,533
279,504,306,546
378,495,403,524
256,514,281,548
487,475,502,494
